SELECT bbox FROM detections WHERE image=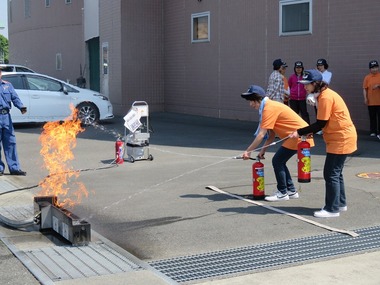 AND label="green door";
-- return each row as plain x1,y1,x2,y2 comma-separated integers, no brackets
87,37,100,92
